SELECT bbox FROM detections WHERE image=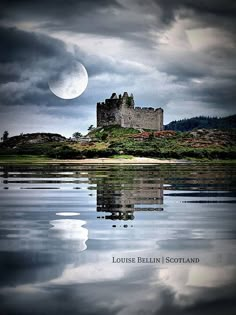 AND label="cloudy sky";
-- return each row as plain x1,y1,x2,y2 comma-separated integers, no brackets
0,0,236,137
